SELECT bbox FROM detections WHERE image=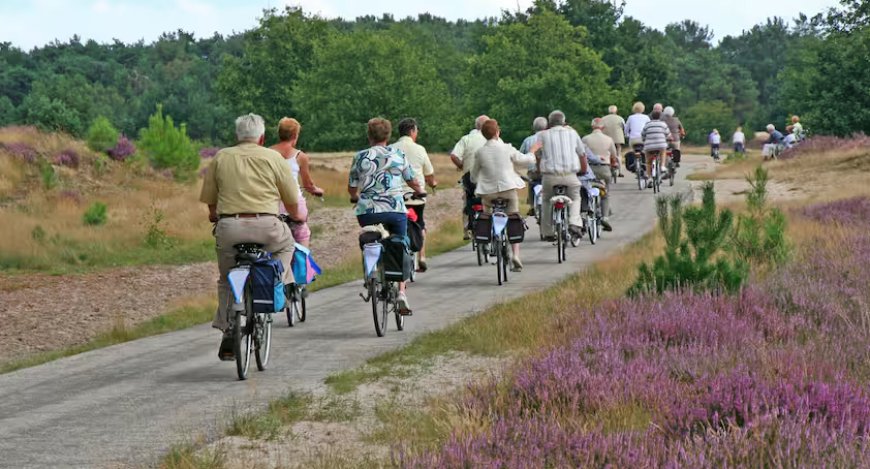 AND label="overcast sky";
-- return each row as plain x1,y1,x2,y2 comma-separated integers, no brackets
1,0,841,51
